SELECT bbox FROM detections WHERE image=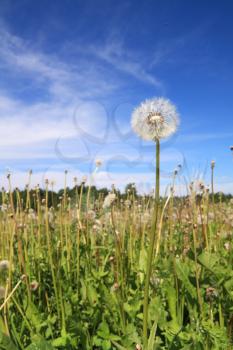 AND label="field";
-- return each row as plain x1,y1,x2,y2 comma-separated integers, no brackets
0,173,232,350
